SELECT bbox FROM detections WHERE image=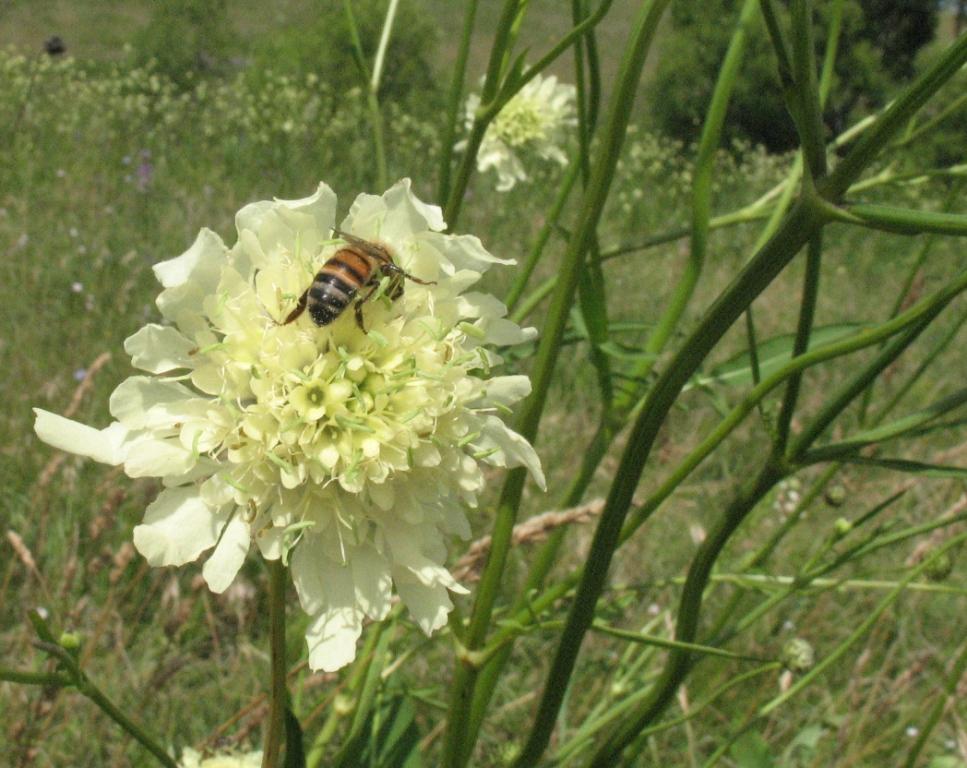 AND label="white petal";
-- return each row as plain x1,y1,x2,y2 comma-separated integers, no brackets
109,376,198,429
123,324,197,373
202,514,251,593
350,544,392,621
423,232,514,274
153,228,226,289
474,415,546,491
305,605,362,672
133,486,226,567
344,179,445,244
476,375,532,408
235,183,337,263
457,291,508,321
122,434,197,478
393,568,453,635
33,409,126,465
255,526,285,560
291,535,349,616
481,318,538,346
